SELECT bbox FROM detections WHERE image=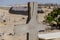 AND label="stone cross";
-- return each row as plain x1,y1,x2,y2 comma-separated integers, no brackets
14,2,46,40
